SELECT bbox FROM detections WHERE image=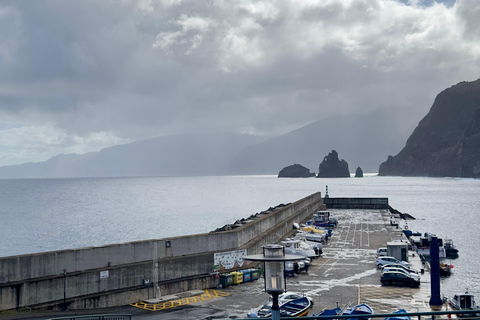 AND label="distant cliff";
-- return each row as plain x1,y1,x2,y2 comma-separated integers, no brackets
0,133,265,179
379,79,480,178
